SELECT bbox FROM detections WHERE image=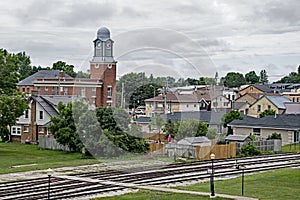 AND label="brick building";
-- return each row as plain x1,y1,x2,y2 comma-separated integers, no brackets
17,27,117,107
12,27,117,143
